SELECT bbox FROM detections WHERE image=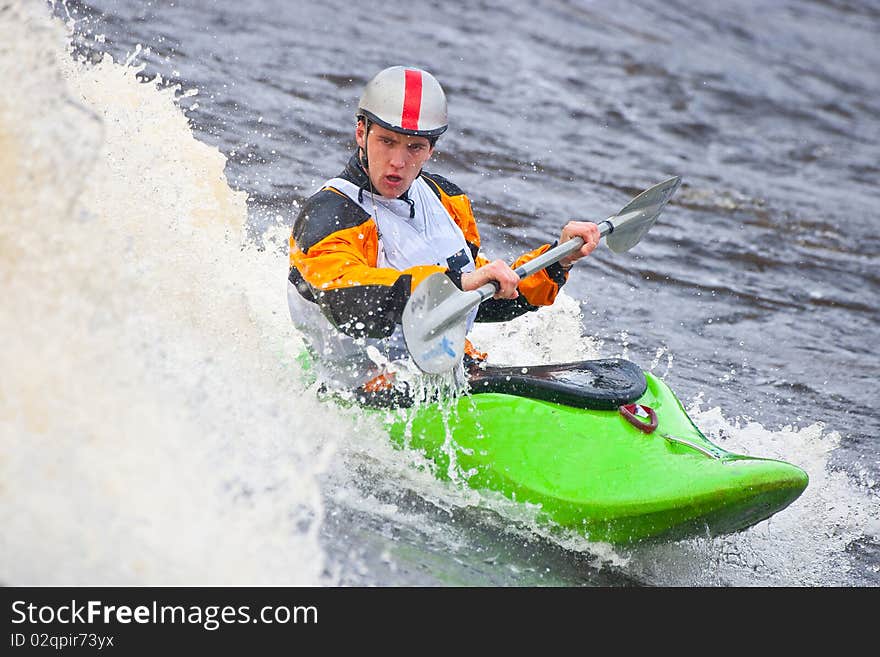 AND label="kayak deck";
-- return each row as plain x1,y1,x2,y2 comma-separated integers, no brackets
382,371,808,544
